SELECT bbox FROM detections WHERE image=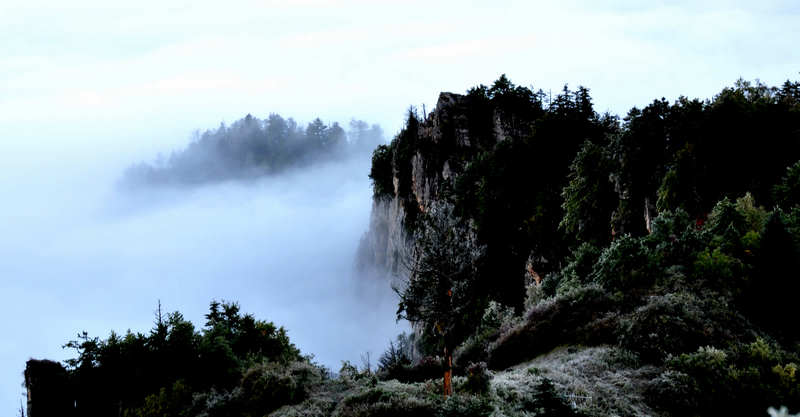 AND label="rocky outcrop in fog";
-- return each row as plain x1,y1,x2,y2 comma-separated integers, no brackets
357,91,501,280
